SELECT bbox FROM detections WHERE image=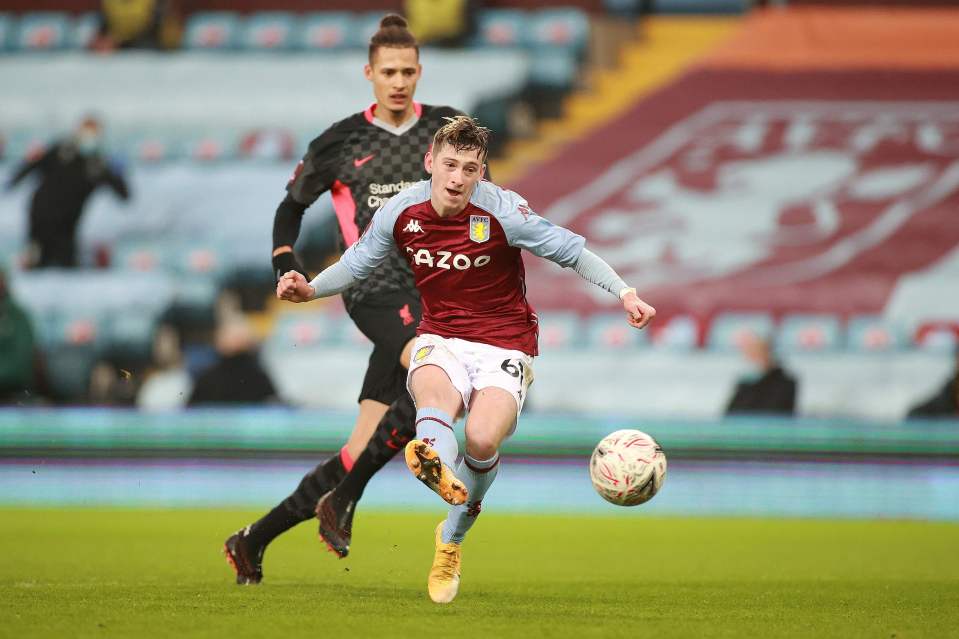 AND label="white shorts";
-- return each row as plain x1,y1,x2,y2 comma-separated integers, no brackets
406,333,535,416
